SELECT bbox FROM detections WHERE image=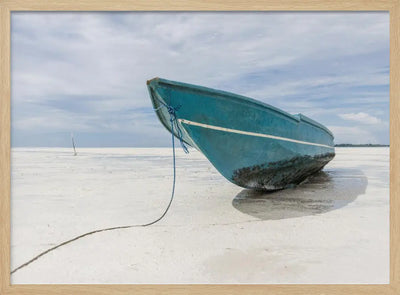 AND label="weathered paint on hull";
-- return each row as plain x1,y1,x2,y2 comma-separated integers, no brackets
147,77,335,191
232,152,335,190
